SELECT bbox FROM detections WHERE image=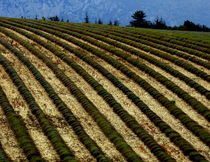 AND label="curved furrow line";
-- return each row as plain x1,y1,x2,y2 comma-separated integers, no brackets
0,84,45,161
0,48,77,162
0,62,60,161
17,39,139,162
40,19,210,51
8,20,210,121
33,41,158,162
1,33,124,161
2,20,210,151
34,22,210,100
114,25,210,51
23,19,209,50
11,19,210,77
0,37,111,162
3,26,186,161
8,23,210,161
68,21,210,51
48,22,210,63
74,24,210,67
73,23,210,56
34,23,210,118
0,24,195,162
0,27,144,162
38,21,210,77
108,28,210,60
0,25,179,162
130,29,210,52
